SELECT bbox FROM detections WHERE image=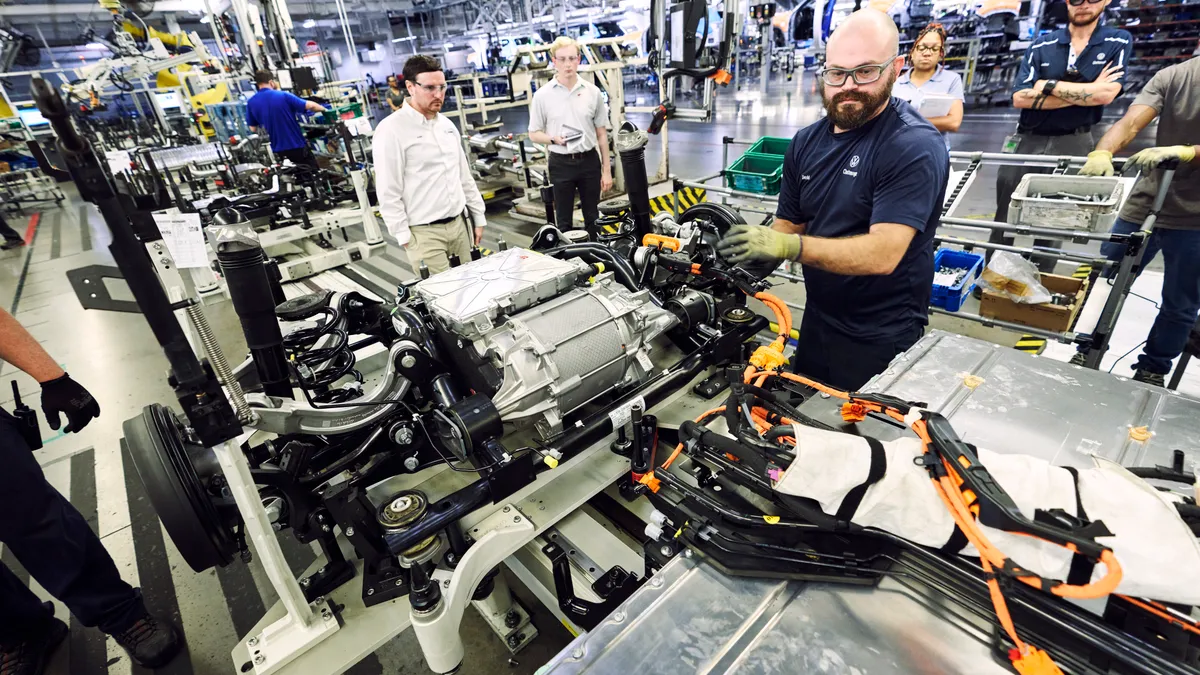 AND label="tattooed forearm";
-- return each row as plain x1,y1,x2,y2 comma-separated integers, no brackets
1057,88,1094,104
